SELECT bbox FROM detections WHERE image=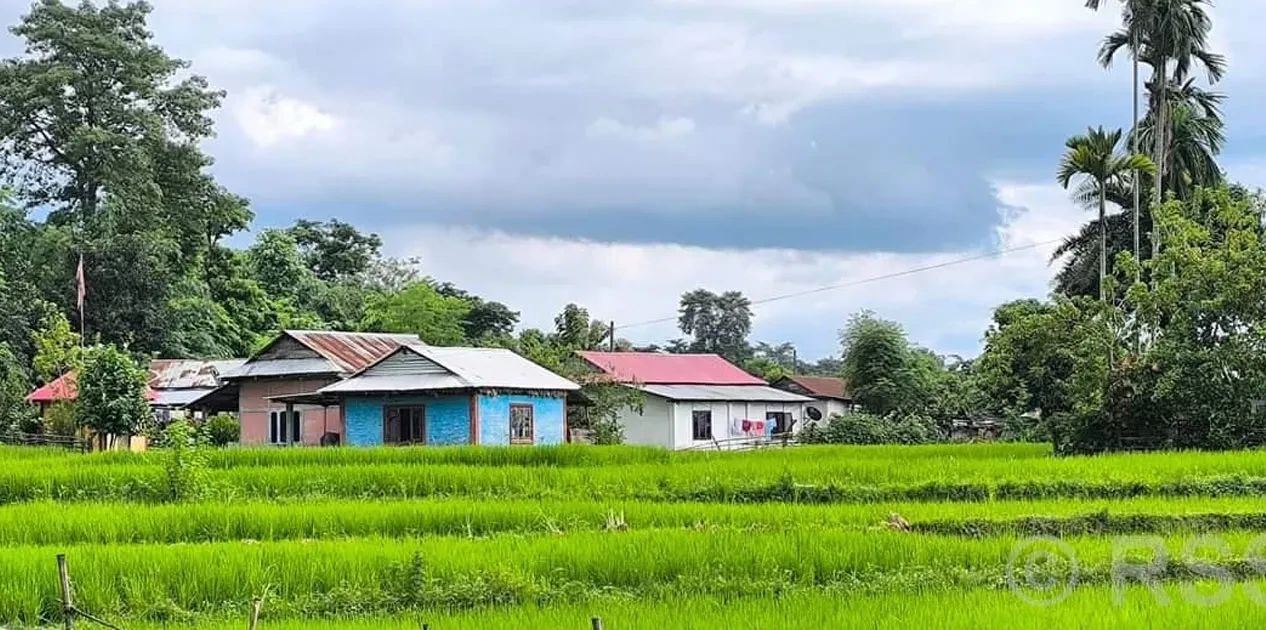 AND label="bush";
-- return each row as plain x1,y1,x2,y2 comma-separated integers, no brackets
799,412,940,446
42,401,78,437
203,414,239,447
163,420,208,502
